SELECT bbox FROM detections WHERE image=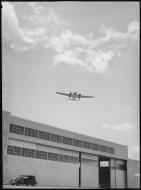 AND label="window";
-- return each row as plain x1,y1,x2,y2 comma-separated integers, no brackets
7,145,21,156
9,124,24,135
116,163,126,170
51,134,62,143
69,156,79,163
21,148,35,157
59,154,69,162
9,125,115,155
25,127,38,138
38,131,50,140
63,136,72,145
48,152,58,161
35,150,47,159
72,156,79,163
100,161,109,167
100,145,107,152
58,154,79,163
107,147,114,154
82,158,98,167
83,141,92,149
92,143,99,150
73,139,82,147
